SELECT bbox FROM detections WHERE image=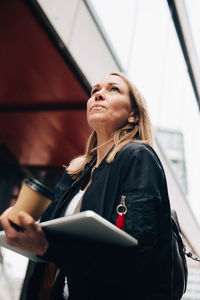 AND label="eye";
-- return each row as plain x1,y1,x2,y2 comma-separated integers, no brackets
91,88,99,96
111,86,119,92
